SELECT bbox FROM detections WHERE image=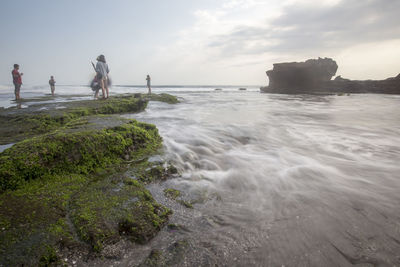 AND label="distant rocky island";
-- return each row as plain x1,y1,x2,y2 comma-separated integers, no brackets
260,57,400,94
